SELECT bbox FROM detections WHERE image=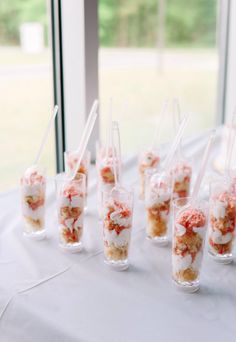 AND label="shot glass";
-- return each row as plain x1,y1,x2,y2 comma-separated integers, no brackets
145,172,171,245
64,149,91,206
102,187,134,270
208,178,236,264
21,164,46,240
56,173,86,252
138,149,160,200
170,160,192,200
172,197,208,292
